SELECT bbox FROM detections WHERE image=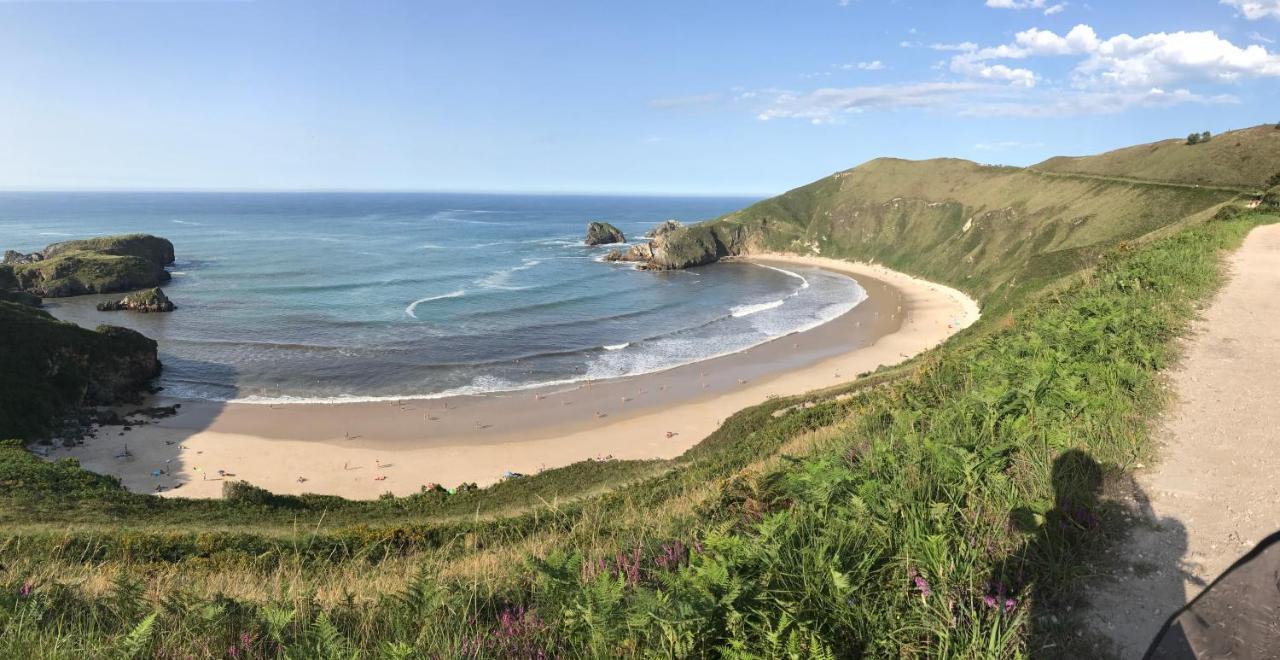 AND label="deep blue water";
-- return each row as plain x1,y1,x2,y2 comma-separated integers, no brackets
0,192,864,402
